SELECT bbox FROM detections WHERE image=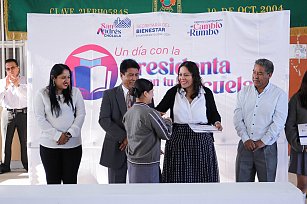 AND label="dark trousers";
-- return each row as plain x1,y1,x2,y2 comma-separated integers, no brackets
108,160,127,184
40,145,82,184
2,110,28,170
236,140,277,182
